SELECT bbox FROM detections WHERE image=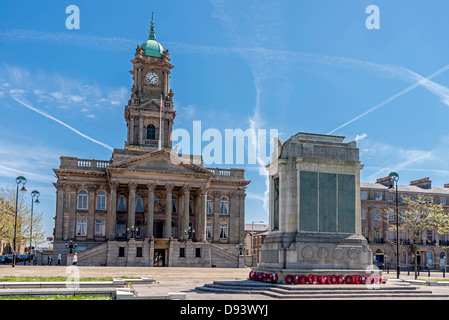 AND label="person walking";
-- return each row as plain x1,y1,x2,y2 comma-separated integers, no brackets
57,254,62,266
73,253,78,265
